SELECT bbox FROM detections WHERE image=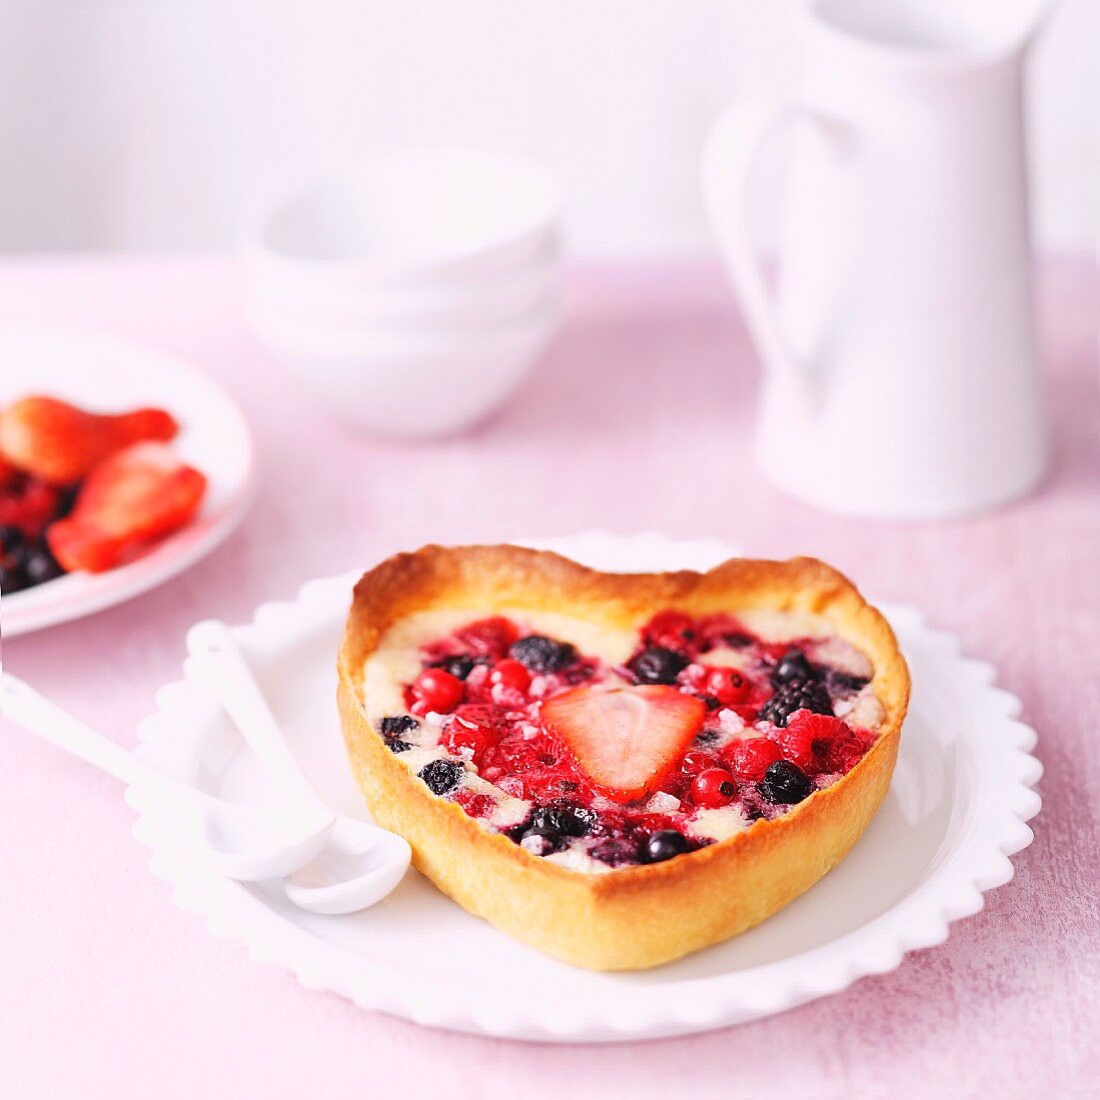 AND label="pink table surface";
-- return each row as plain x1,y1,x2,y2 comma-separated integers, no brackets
1,255,1097,1097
